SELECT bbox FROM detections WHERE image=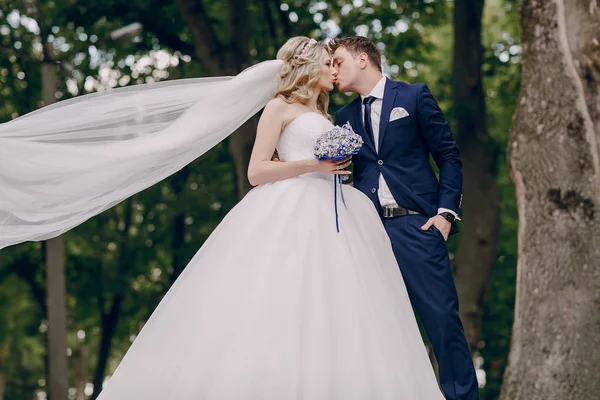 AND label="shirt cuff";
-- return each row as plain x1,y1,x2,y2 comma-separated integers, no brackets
437,208,461,221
